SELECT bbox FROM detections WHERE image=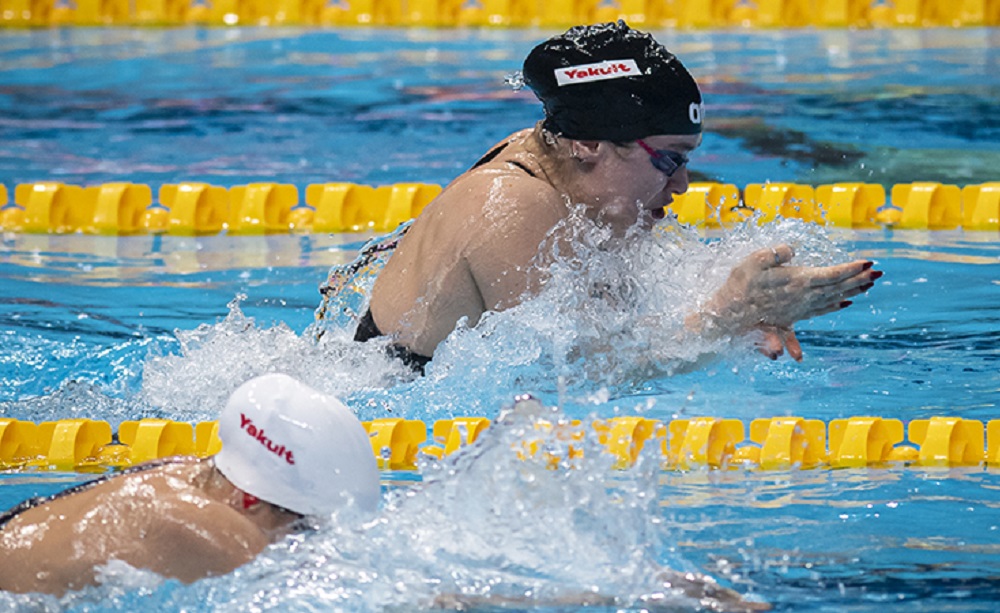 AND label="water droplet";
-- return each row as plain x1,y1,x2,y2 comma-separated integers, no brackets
504,71,525,91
